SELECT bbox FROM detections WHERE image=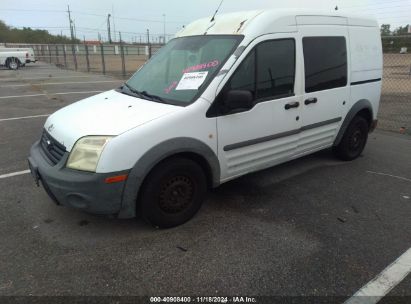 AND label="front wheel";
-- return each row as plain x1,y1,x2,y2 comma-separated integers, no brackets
334,116,369,161
139,157,207,228
7,58,20,70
